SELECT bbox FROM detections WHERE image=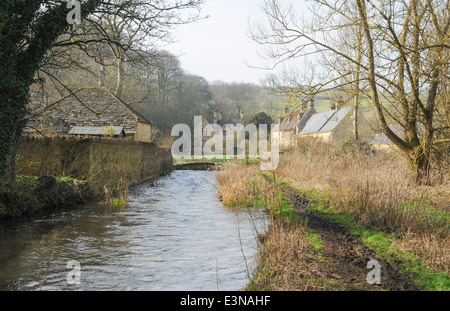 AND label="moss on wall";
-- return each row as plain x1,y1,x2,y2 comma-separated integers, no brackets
17,135,173,195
